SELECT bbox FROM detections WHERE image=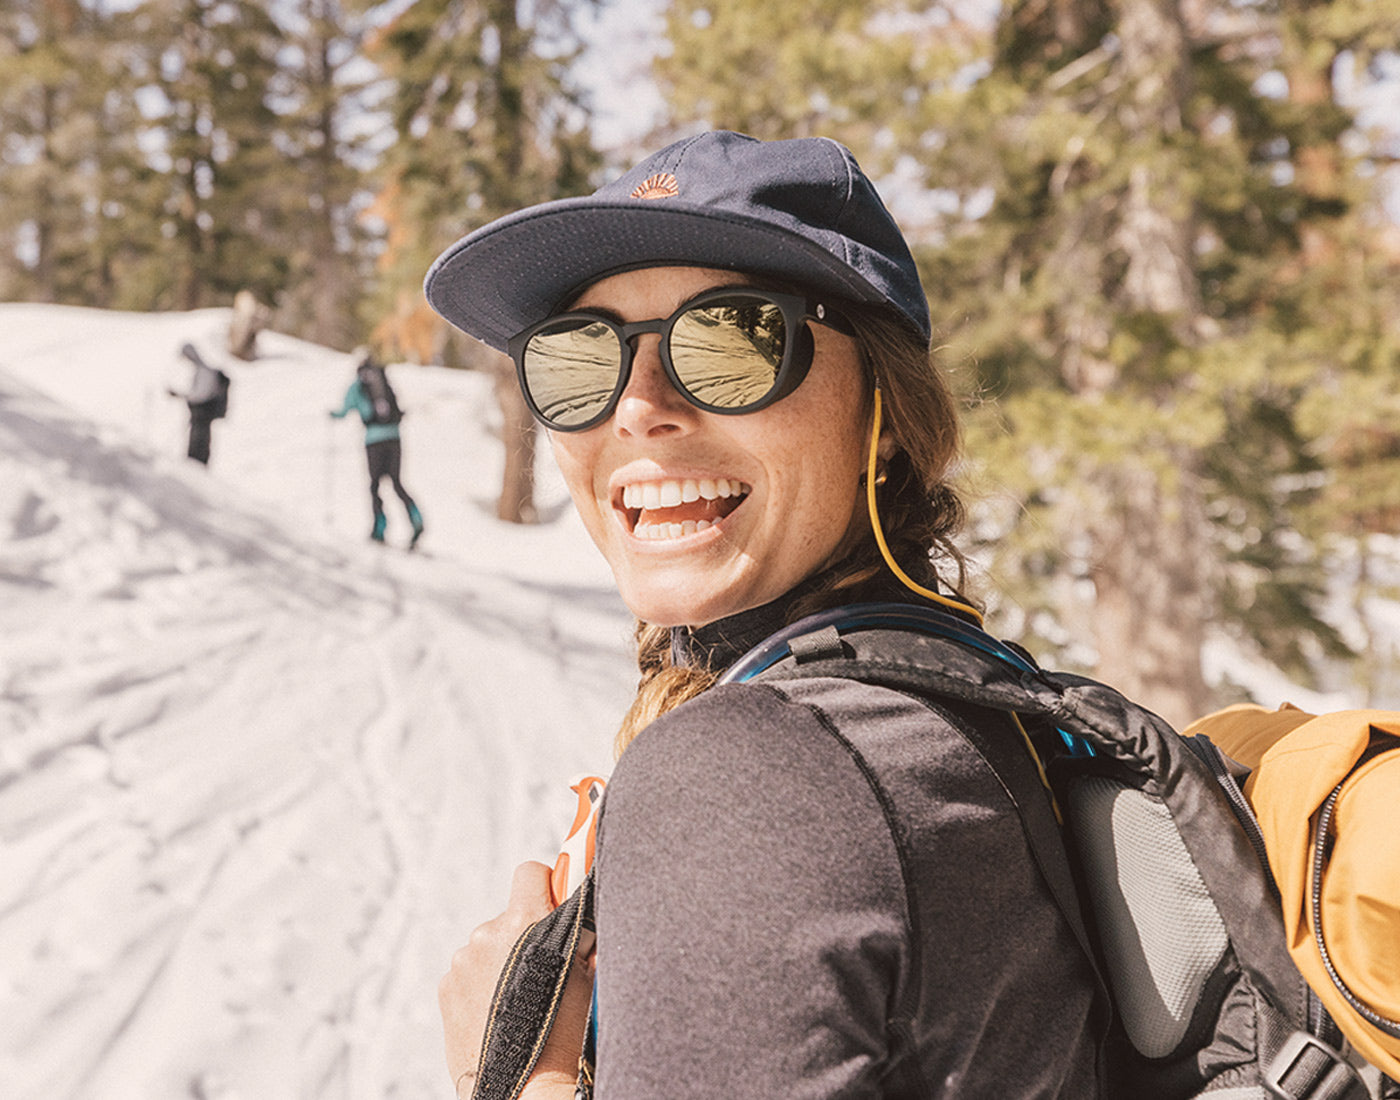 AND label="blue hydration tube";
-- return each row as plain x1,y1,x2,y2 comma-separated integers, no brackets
718,601,1093,758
